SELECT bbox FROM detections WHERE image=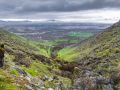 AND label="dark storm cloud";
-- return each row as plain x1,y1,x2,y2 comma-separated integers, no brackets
0,0,120,19
15,0,120,13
